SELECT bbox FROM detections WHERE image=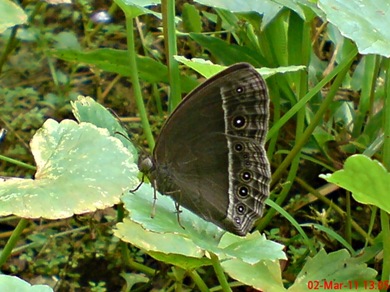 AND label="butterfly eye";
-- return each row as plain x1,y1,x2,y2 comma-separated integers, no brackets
236,86,244,93
233,142,244,152
236,204,246,215
232,116,246,129
237,185,249,197
240,171,252,182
